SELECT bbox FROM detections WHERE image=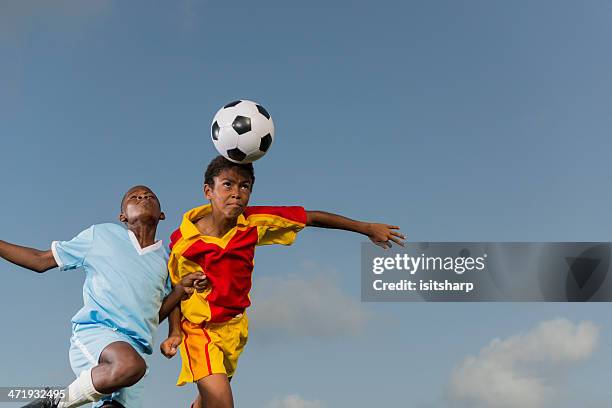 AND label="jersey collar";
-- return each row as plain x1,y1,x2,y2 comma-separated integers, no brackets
180,204,248,240
127,229,163,255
